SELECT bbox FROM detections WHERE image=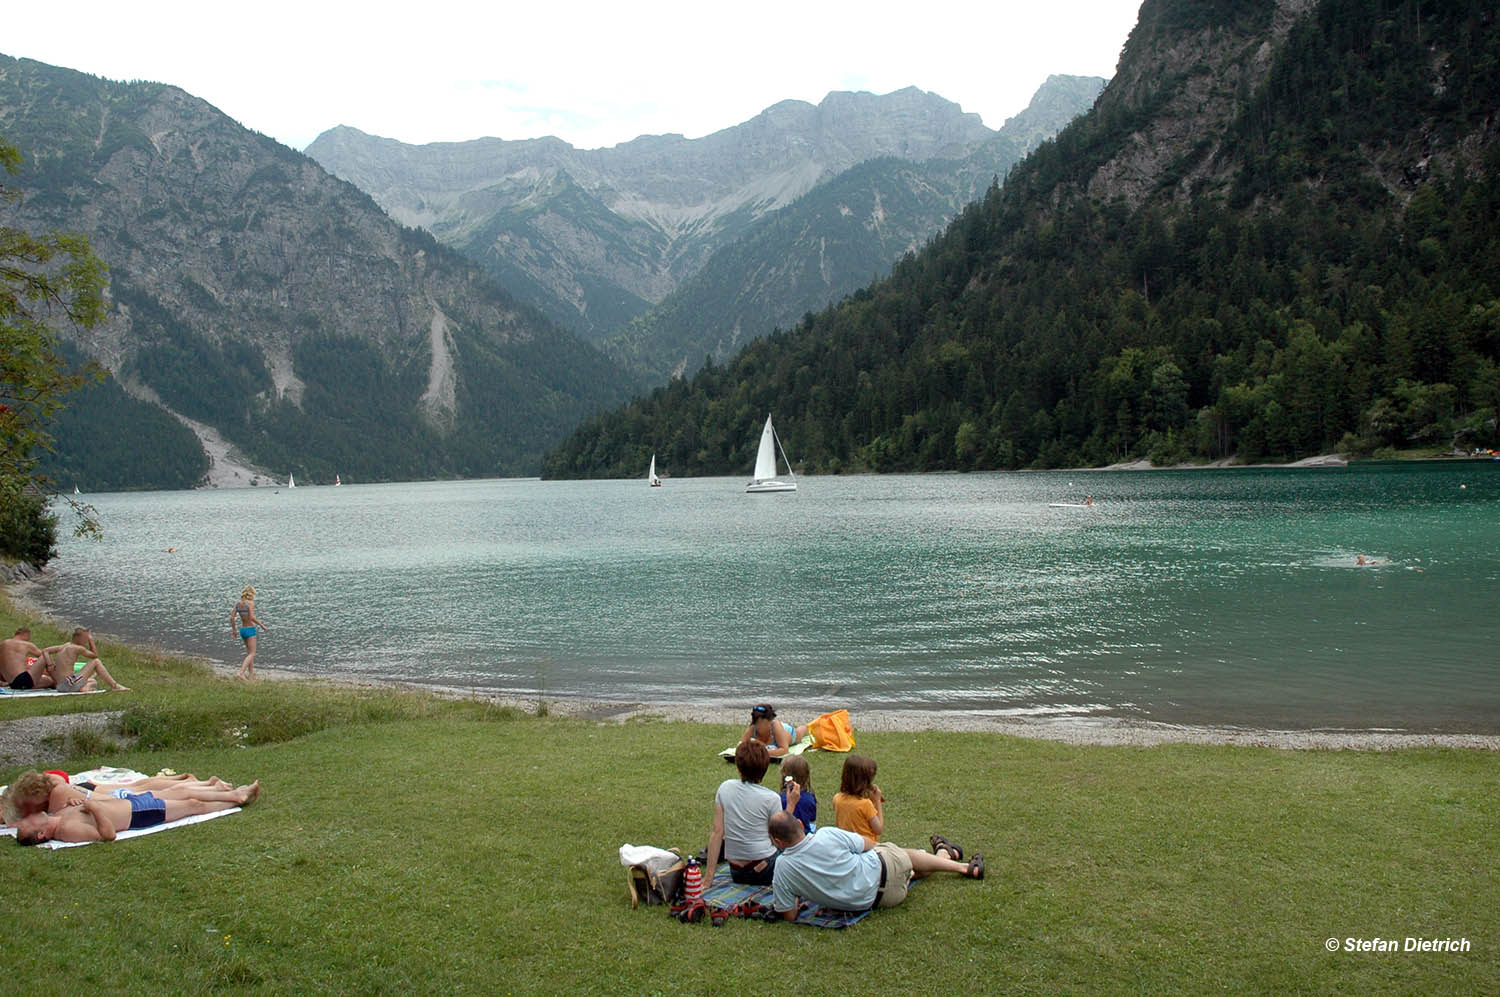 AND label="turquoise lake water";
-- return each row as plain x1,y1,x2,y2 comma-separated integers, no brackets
28,463,1500,731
